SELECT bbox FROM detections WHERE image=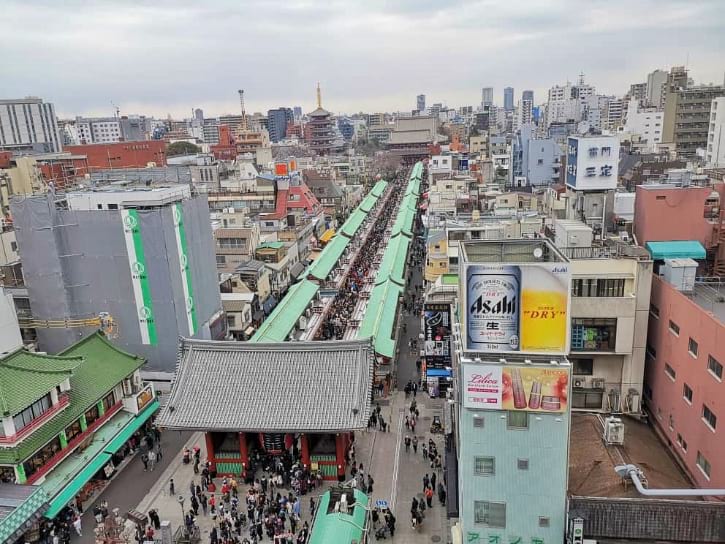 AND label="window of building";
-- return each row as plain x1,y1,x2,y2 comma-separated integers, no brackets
571,318,616,351
107,203,118,210
689,338,699,357
102,391,115,413
474,456,495,476
683,383,693,404
669,414,675,430
226,315,236,328
473,501,506,528
696,451,711,479
84,404,100,427
218,238,247,249
669,320,680,336
707,355,723,380
23,435,63,478
572,278,625,298
65,419,83,443
0,466,15,483
676,433,688,451
646,344,657,360
665,363,676,381
507,411,528,429
216,255,226,265
703,404,717,430
13,393,52,433
649,303,660,319
572,358,594,375
571,389,604,409
539,517,550,528
473,415,484,428
517,458,529,470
